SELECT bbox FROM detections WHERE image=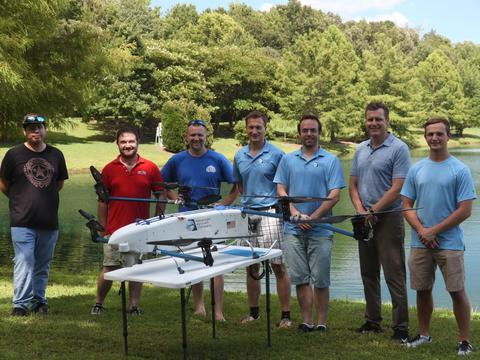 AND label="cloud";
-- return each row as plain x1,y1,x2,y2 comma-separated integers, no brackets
362,11,410,27
260,3,275,12
300,0,406,16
